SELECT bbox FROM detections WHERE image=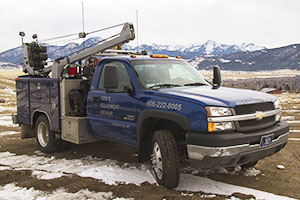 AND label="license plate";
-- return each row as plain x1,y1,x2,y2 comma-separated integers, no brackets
260,134,274,147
